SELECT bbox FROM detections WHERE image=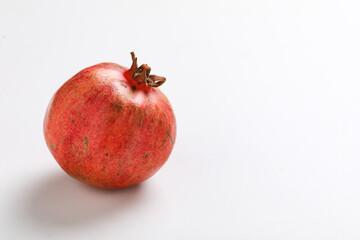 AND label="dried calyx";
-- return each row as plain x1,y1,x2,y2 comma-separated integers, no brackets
129,52,166,87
